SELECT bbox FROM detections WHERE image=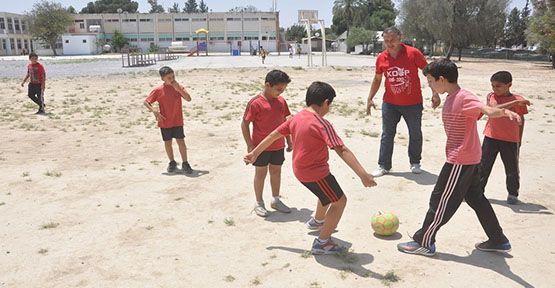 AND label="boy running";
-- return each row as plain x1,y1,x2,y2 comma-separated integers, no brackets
21,52,46,114
245,81,377,255
144,66,193,174
480,71,530,205
398,59,520,256
241,70,292,217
